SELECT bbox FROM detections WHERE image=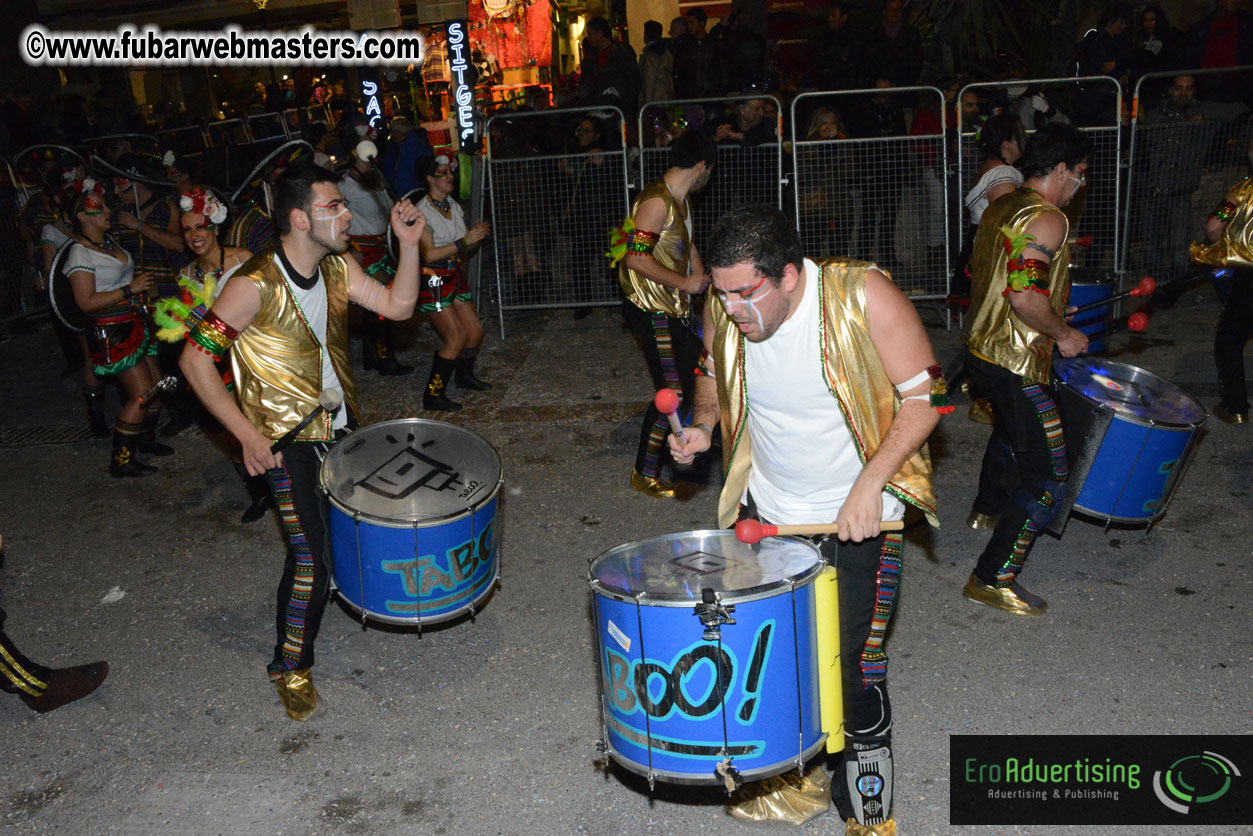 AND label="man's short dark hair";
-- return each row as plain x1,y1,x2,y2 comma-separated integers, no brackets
644,20,663,41
273,162,340,235
670,130,717,170
1099,2,1131,28
687,7,707,23
1017,123,1093,179
585,17,612,39
706,204,805,282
